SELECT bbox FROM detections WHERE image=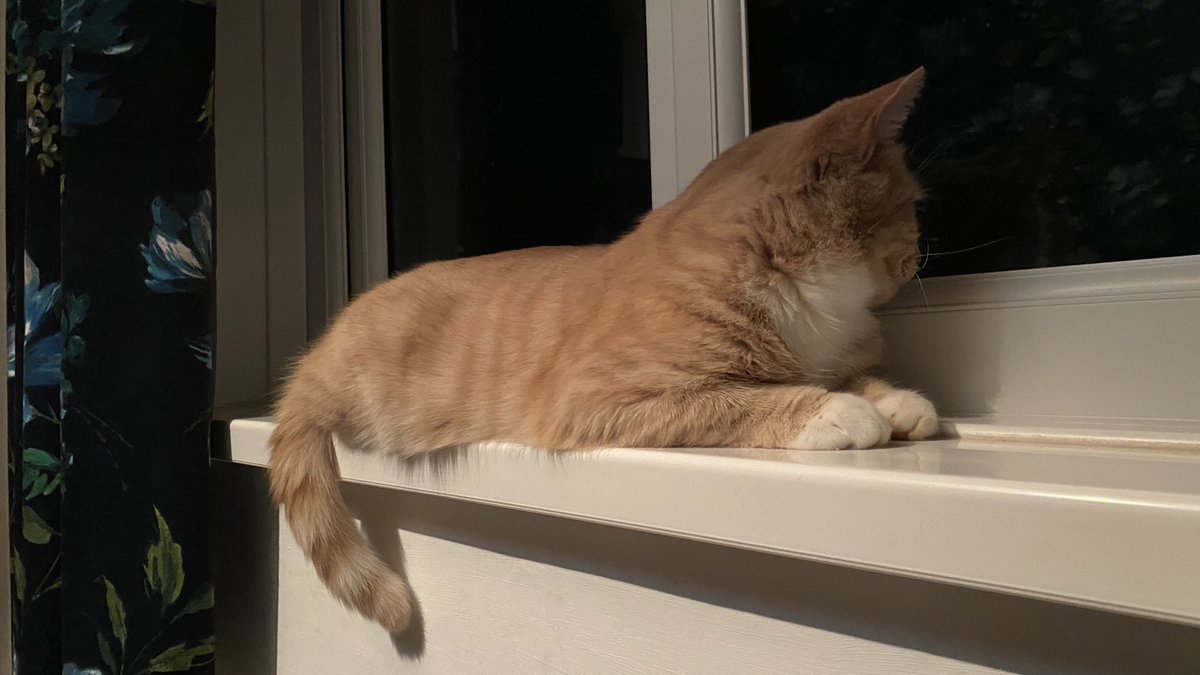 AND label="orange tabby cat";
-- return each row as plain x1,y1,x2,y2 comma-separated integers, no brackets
268,67,938,633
